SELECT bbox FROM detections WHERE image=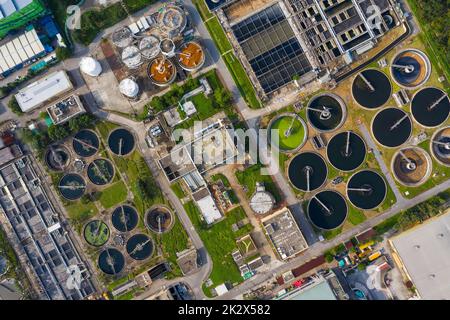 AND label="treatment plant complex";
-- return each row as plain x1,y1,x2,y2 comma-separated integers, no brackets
0,0,448,305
